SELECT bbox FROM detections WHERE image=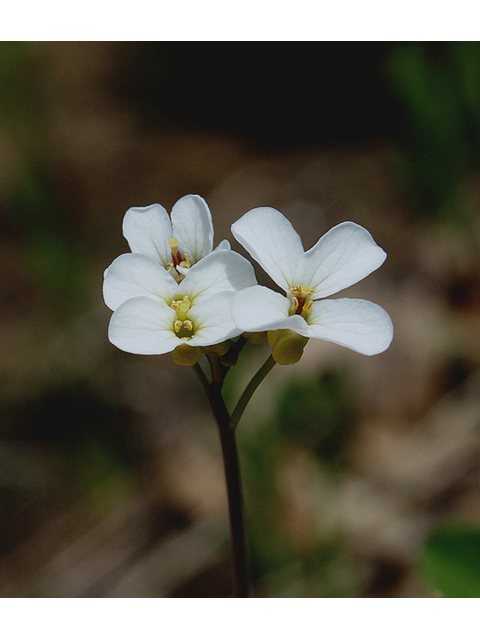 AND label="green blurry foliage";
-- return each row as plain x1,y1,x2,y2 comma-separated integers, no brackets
238,367,359,595
8,164,86,308
421,525,480,597
276,369,355,465
0,43,85,310
0,42,38,123
386,42,480,222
